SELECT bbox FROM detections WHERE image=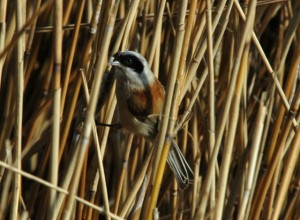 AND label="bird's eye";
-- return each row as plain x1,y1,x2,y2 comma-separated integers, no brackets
126,58,133,64
118,53,144,73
